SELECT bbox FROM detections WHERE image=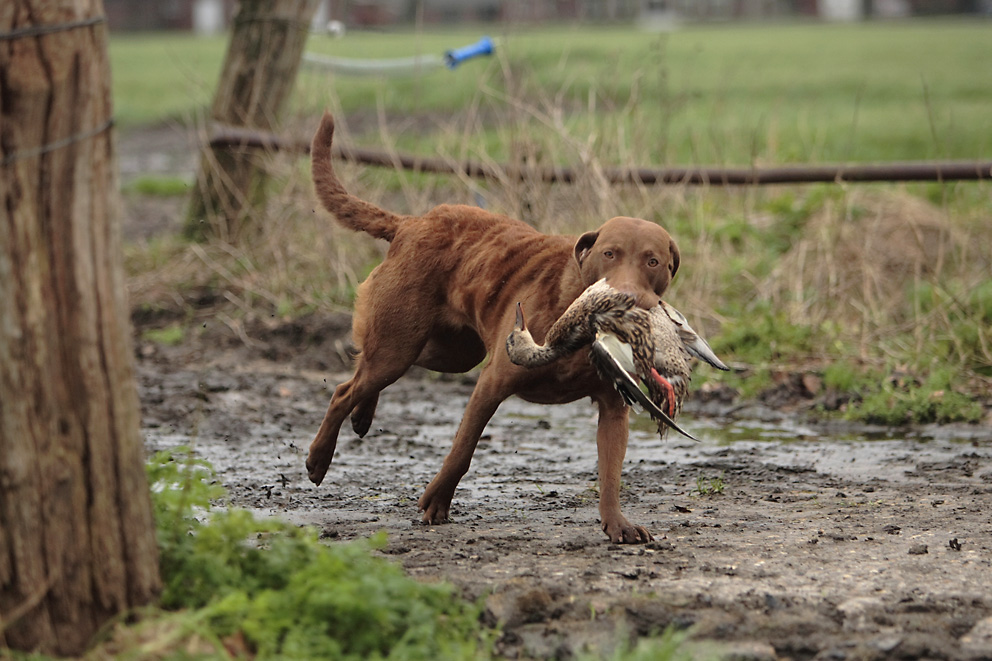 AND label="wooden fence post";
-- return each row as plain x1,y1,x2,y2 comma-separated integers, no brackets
0,1,161,654
185,0,321,241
